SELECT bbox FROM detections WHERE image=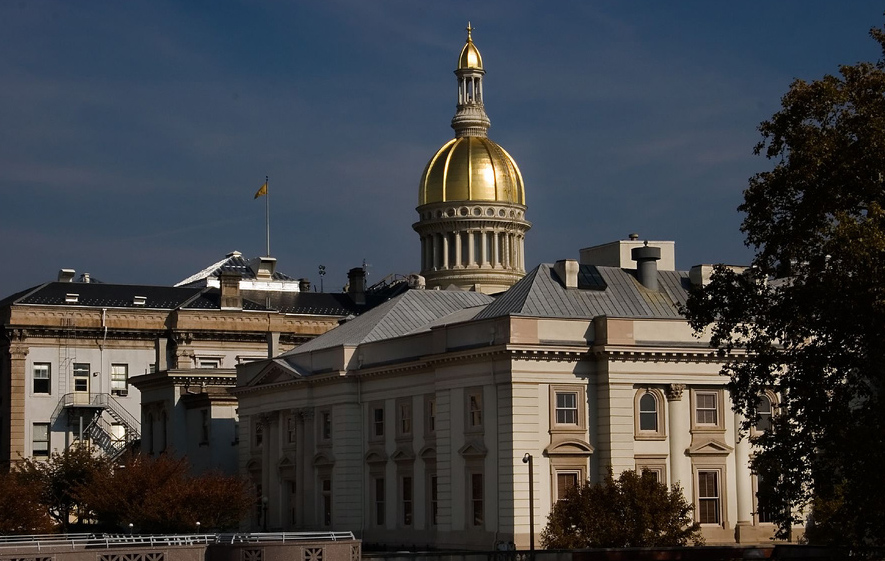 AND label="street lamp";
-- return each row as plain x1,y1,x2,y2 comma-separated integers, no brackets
522,453,534,553
128,522,134,535
196,521,201,534
261,496,269,532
